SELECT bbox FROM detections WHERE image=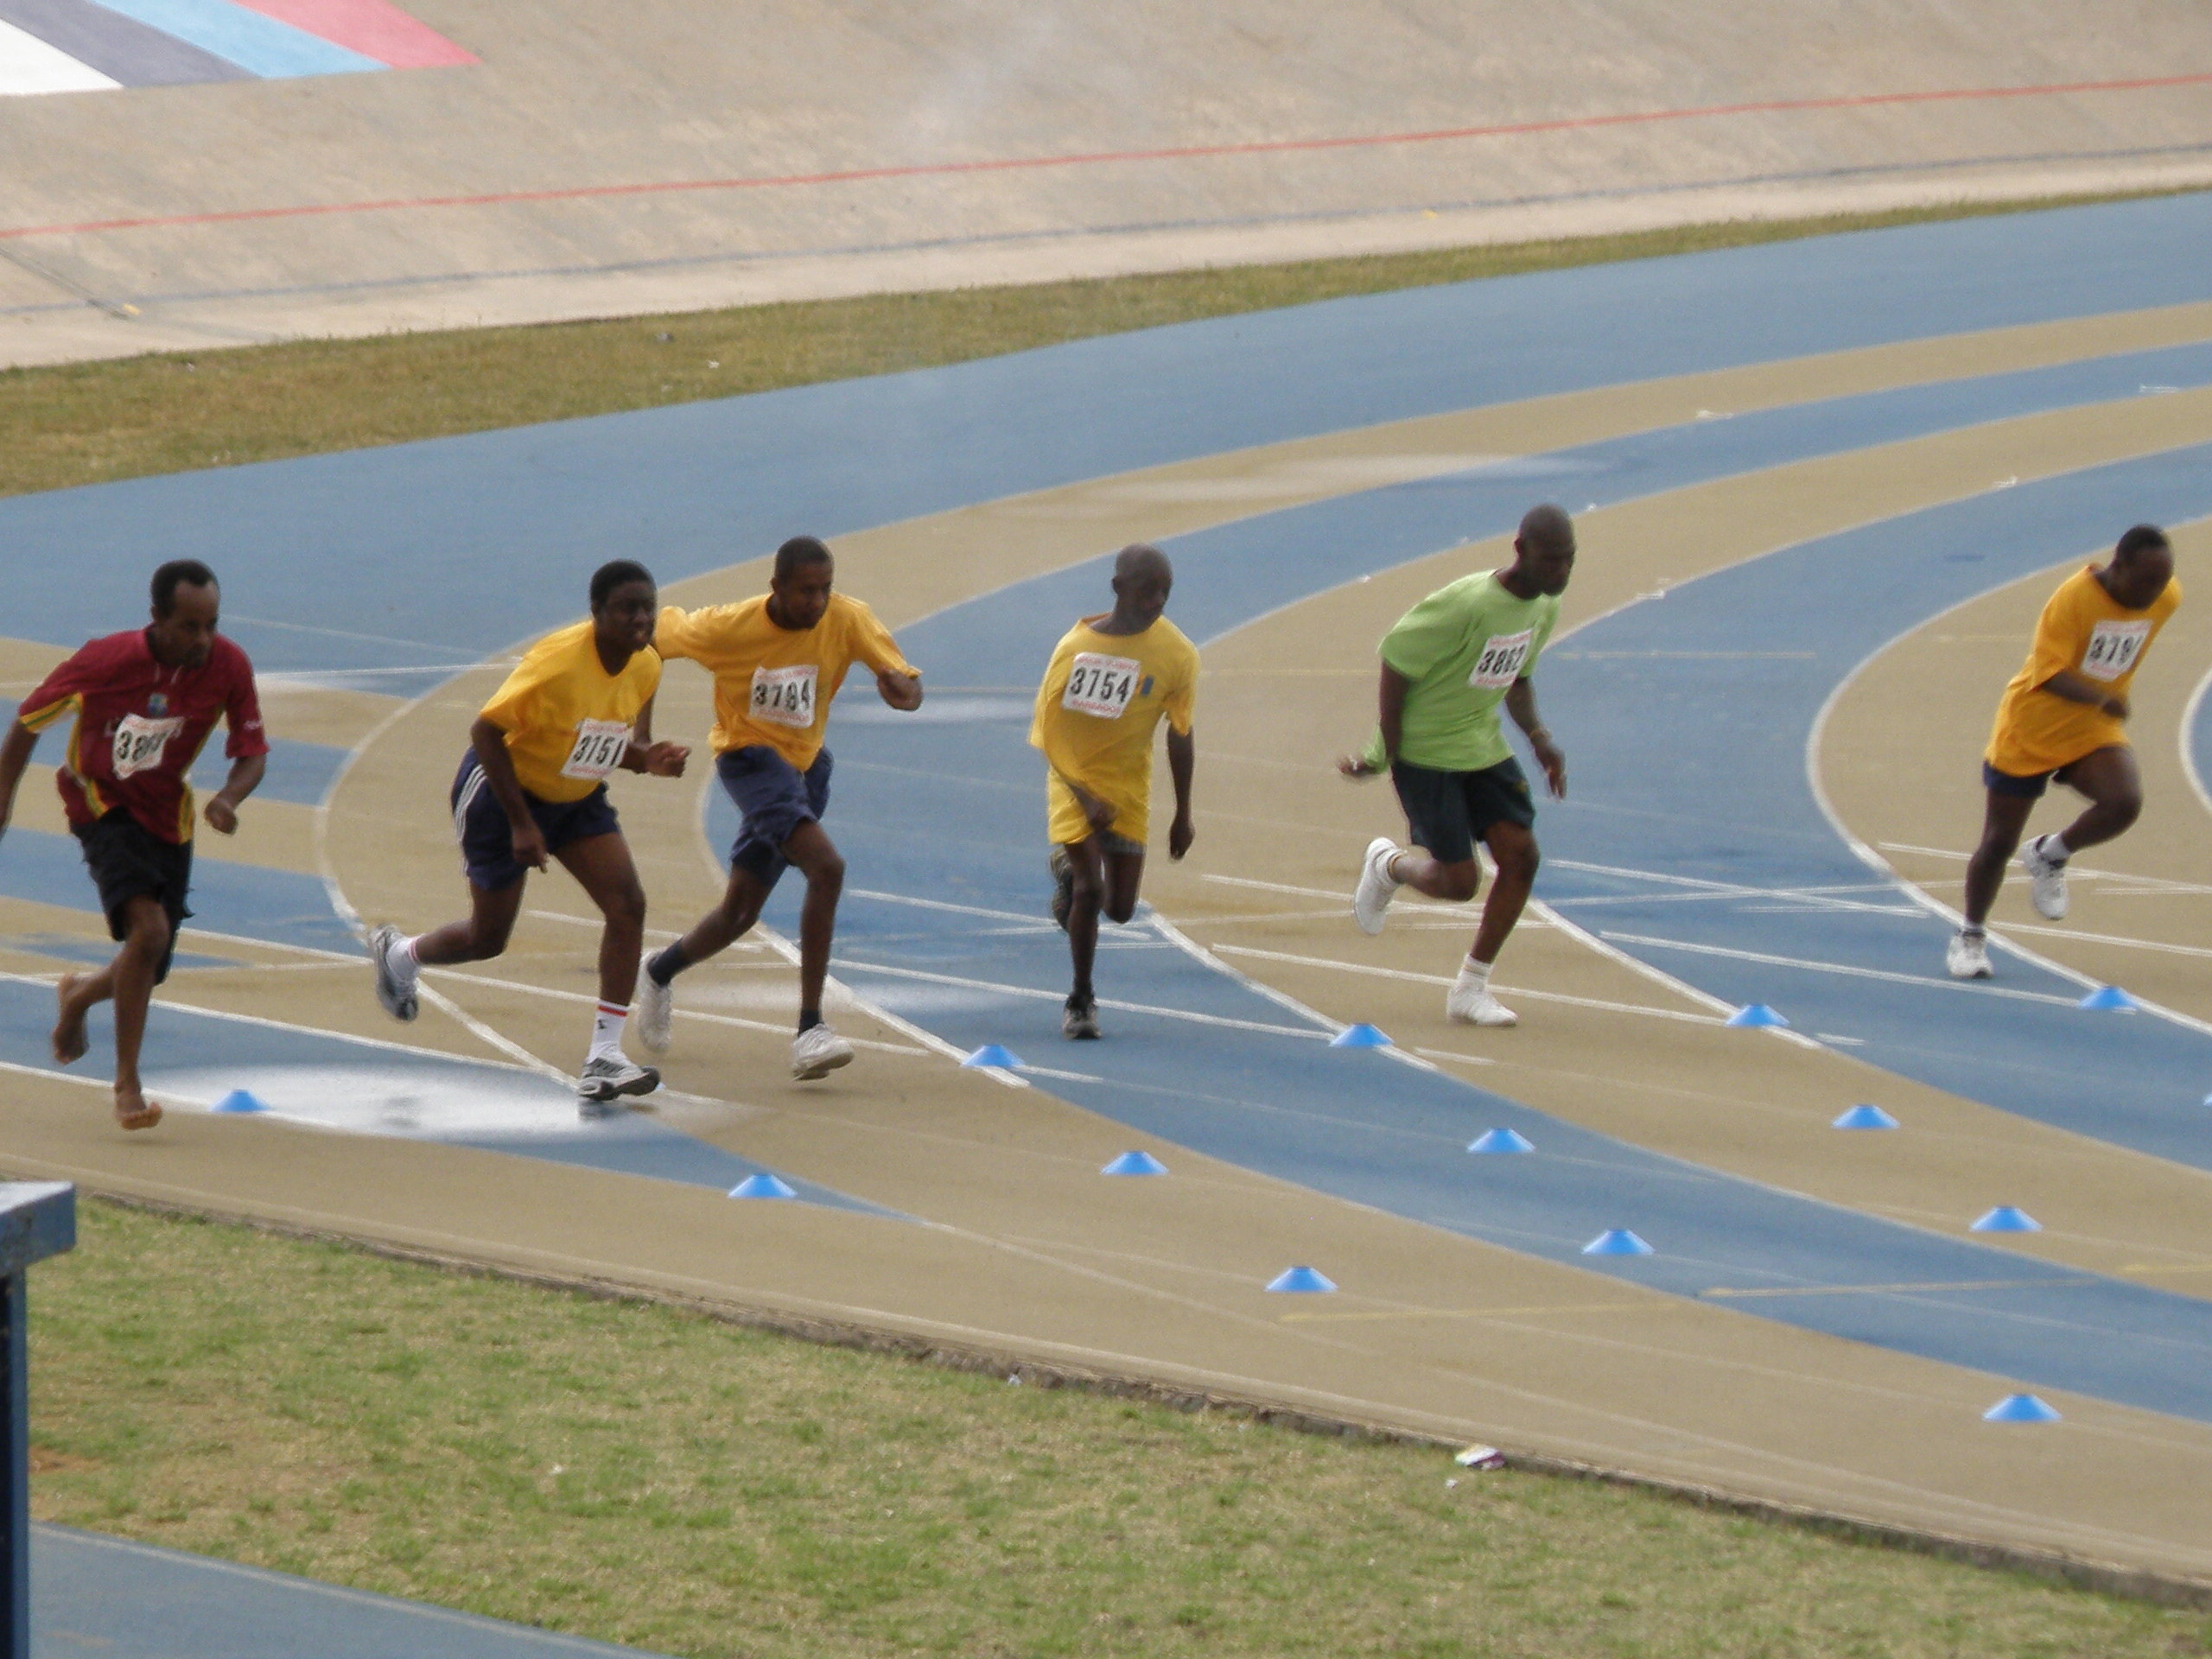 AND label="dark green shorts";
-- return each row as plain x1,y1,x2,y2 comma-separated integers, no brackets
1389,756,1535,866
